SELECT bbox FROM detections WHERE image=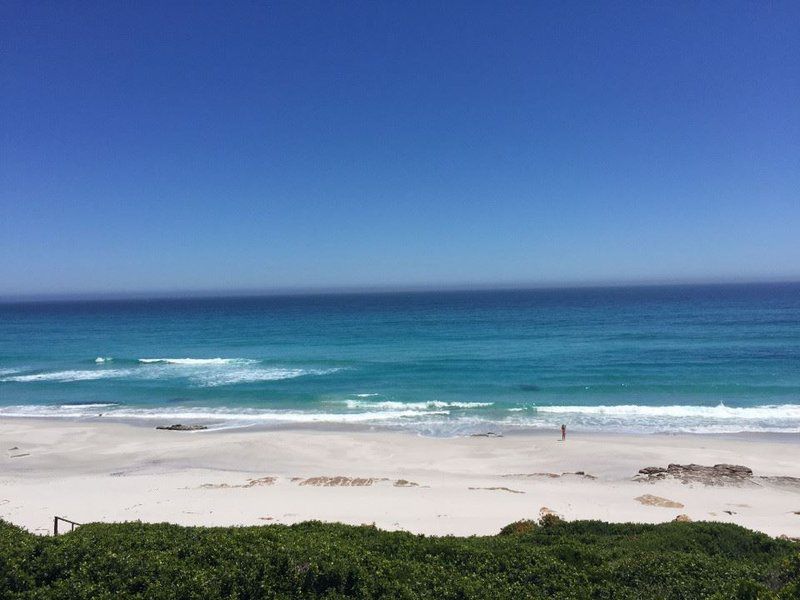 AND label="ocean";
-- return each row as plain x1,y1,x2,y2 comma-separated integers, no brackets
1,283,799,436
